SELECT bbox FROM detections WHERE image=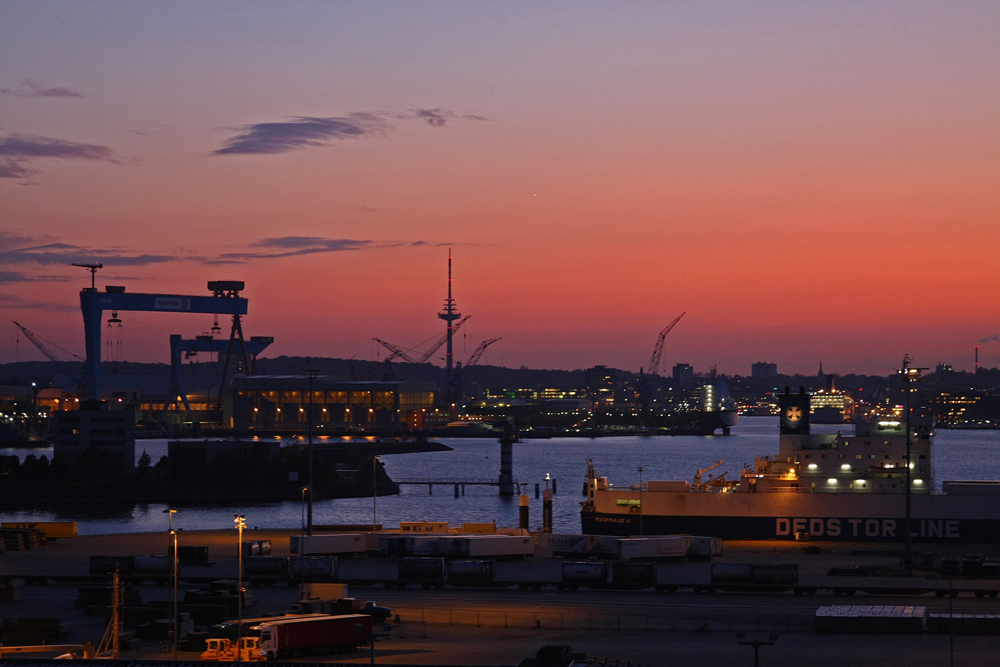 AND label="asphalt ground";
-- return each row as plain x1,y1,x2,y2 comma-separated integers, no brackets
4,531,1000,665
